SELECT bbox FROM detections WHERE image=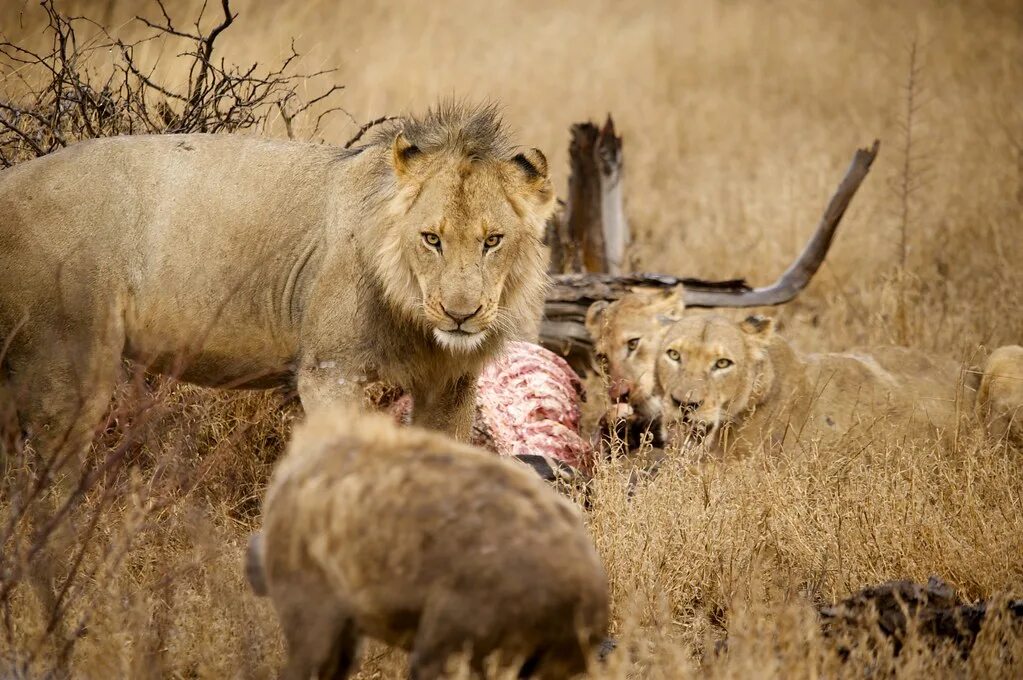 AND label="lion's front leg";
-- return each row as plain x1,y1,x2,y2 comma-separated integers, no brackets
412,374,477,443
295,358,370,417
